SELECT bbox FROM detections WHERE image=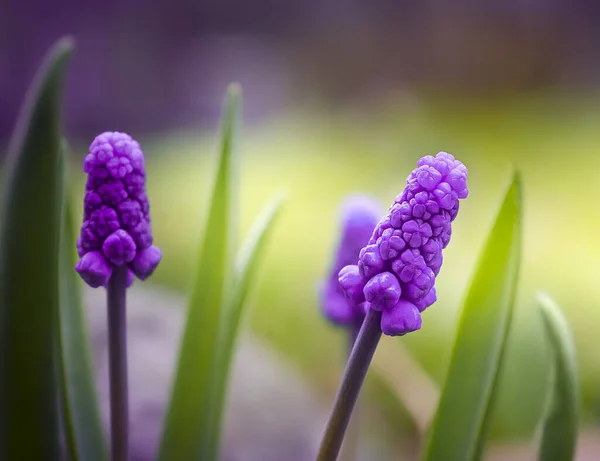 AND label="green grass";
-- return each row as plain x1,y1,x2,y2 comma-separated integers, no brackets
61,92,600,442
